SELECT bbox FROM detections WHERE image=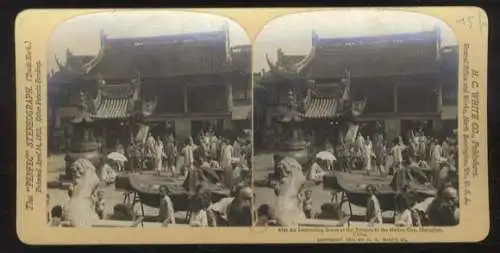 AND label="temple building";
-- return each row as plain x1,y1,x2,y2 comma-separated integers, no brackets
255,28,458,149
48,26,251,153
